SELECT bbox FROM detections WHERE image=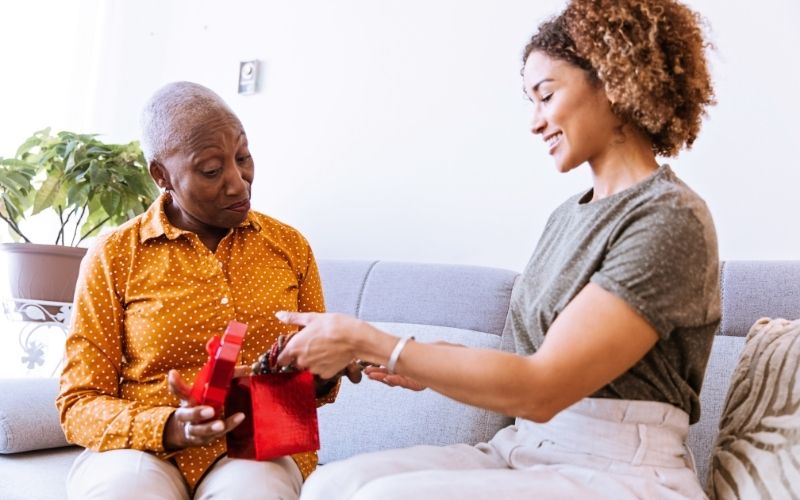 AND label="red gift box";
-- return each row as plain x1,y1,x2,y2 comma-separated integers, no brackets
190,321,247,417
225,371,320,460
